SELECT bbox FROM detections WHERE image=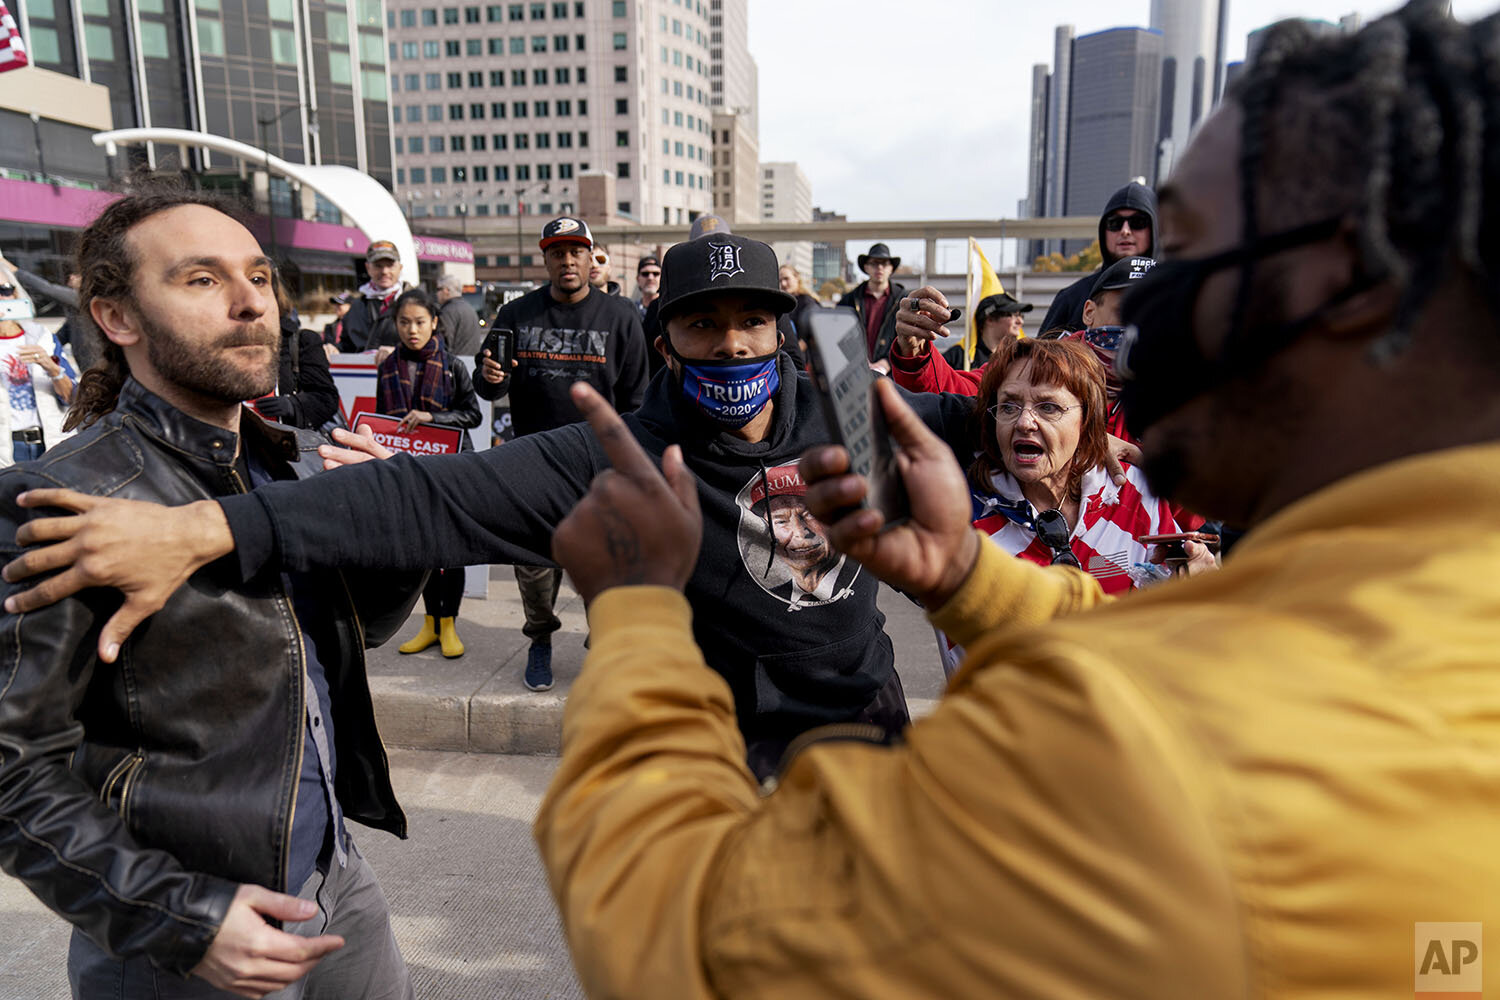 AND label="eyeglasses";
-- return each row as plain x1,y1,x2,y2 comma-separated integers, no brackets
988,400,1080,423
1103,214,1151,233
1033,508,1081,568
